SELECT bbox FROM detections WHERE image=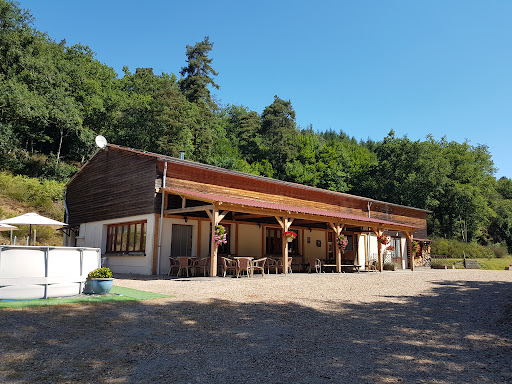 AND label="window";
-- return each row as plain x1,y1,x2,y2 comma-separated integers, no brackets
266,228,299,255
106,220,146,254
